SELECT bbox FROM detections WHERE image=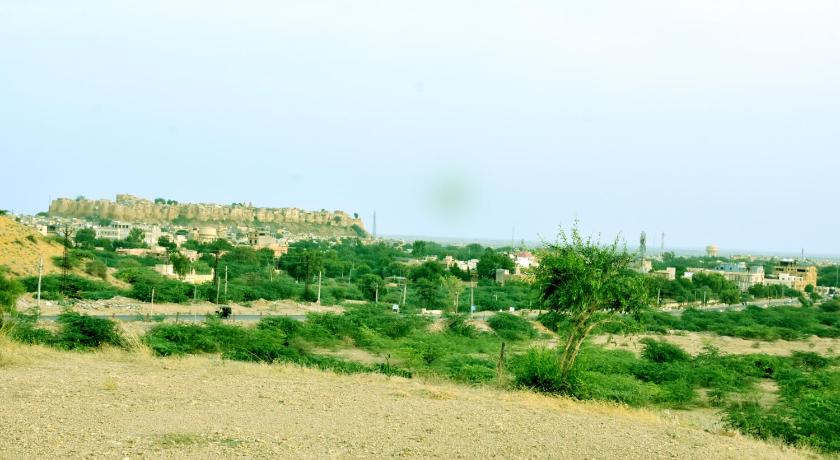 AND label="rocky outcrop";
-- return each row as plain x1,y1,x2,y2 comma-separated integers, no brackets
49,195,367,236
